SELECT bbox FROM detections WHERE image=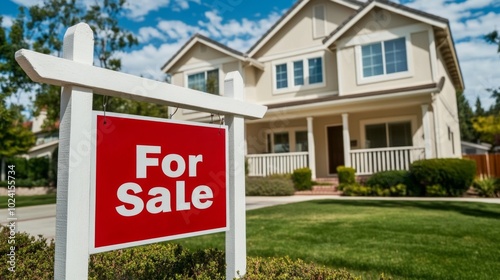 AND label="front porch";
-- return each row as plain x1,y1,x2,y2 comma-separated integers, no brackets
247,146,426,177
